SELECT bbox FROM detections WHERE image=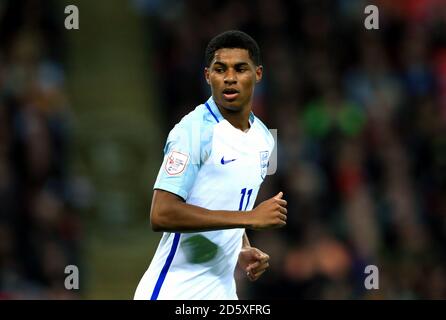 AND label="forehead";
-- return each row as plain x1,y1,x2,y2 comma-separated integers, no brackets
212,48,253,65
